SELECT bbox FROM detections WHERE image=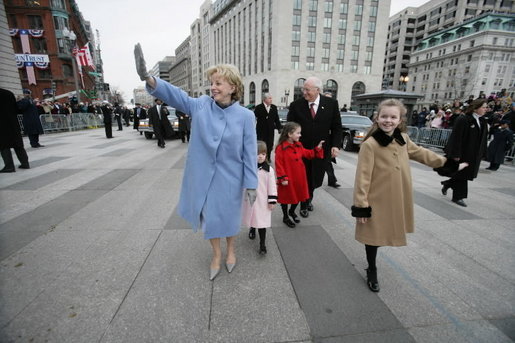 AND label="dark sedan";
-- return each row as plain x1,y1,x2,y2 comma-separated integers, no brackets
340,114,372,151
